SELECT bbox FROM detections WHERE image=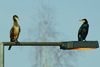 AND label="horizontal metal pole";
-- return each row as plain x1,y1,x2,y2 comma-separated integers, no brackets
2,41,99,49
3,42,62,46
